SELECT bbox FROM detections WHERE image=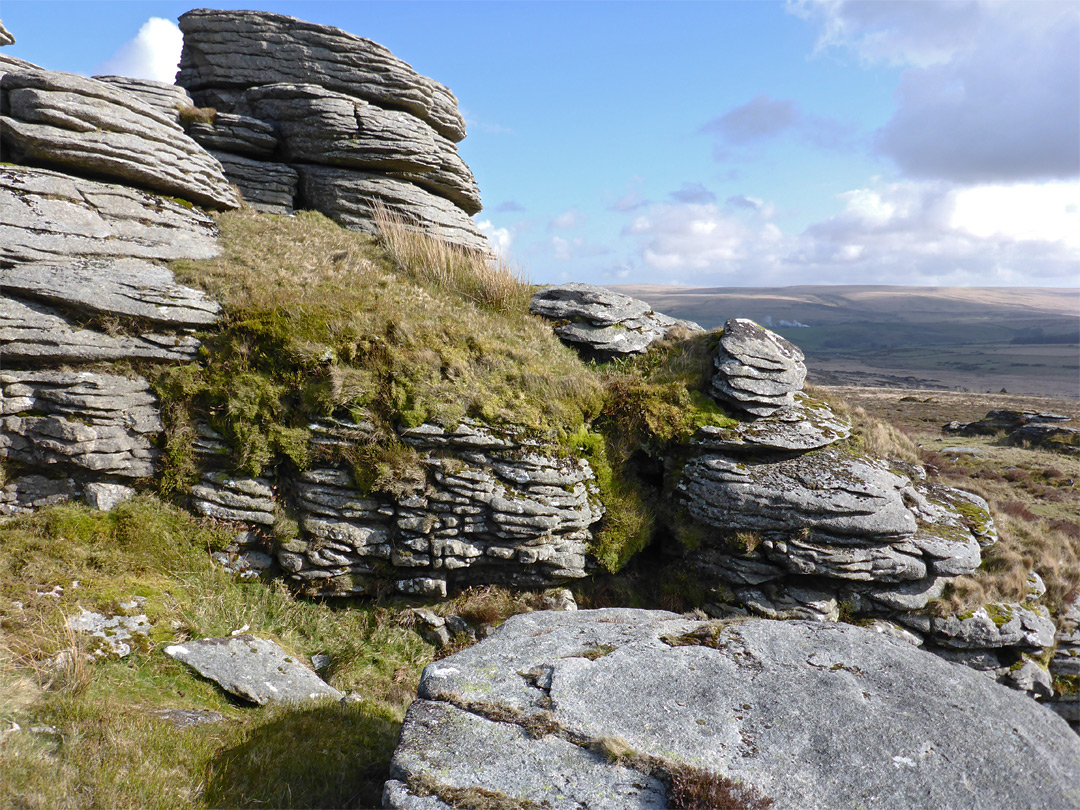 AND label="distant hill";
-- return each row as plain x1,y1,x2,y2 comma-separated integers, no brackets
609,285,1080,398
